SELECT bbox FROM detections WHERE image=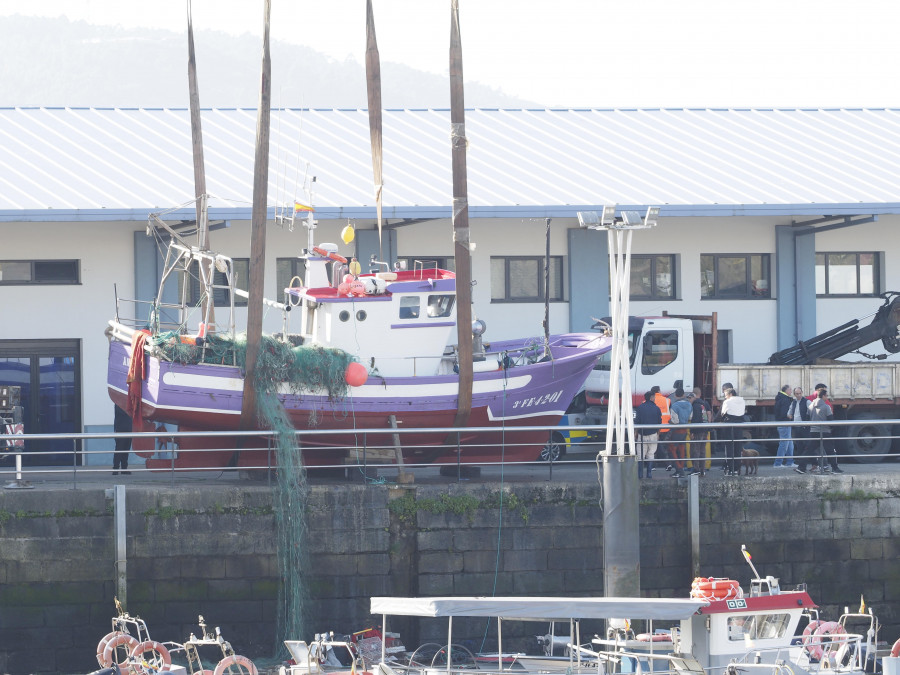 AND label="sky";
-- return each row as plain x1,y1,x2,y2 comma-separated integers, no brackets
2,0,900,108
